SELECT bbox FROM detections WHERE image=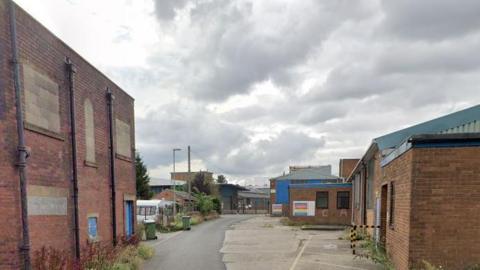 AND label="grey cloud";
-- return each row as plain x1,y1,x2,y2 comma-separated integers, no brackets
136,102,326,177
136,102,248,167
305,64,396,102
376,37,480,74
216,130,326,175
153,0,189,21
297,103,350,125
152,0,375,101
112,0,480,181
381,0,480,41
